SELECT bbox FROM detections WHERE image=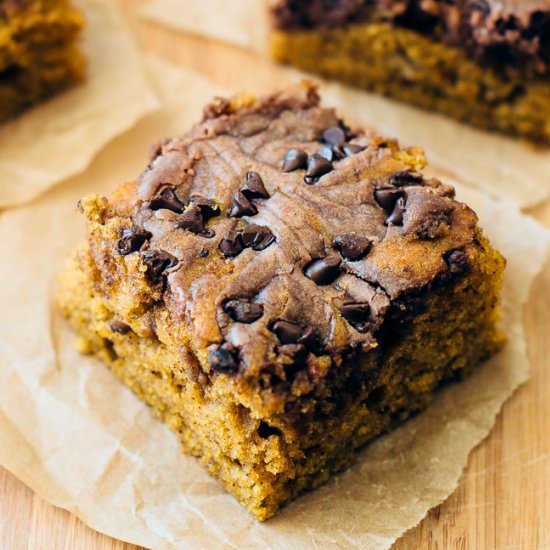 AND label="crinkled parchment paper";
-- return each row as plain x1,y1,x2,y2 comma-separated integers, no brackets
141,0,550,209
0,60,549,550
0,0,158,209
